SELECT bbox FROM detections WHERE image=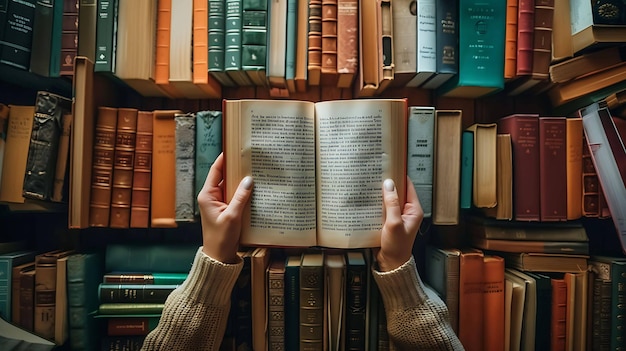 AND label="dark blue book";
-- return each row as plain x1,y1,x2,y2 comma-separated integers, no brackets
284,254,300,350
